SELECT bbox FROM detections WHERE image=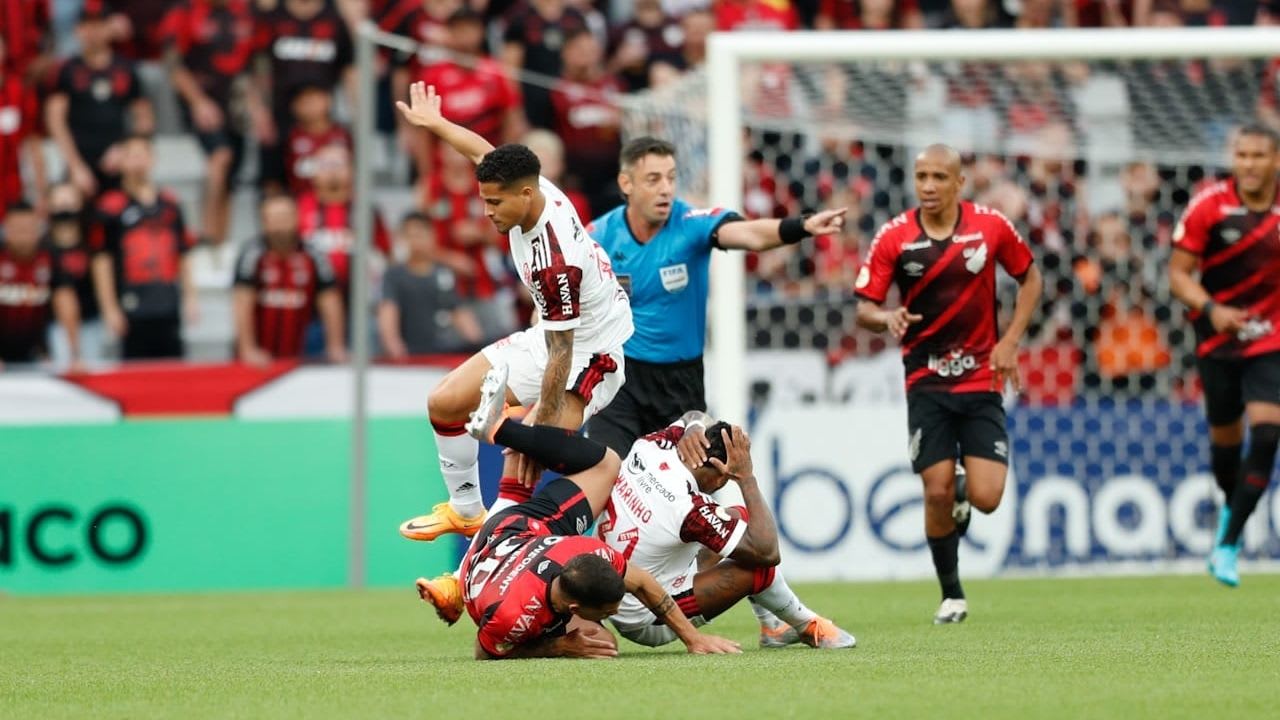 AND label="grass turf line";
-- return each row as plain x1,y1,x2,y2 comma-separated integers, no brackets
2,575,1278,719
